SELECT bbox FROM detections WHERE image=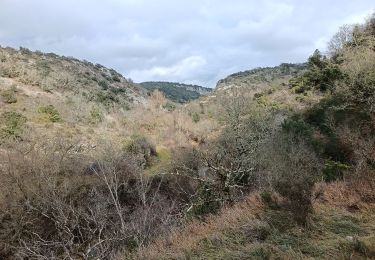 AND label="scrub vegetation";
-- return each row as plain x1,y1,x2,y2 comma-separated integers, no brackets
0,14,375,259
